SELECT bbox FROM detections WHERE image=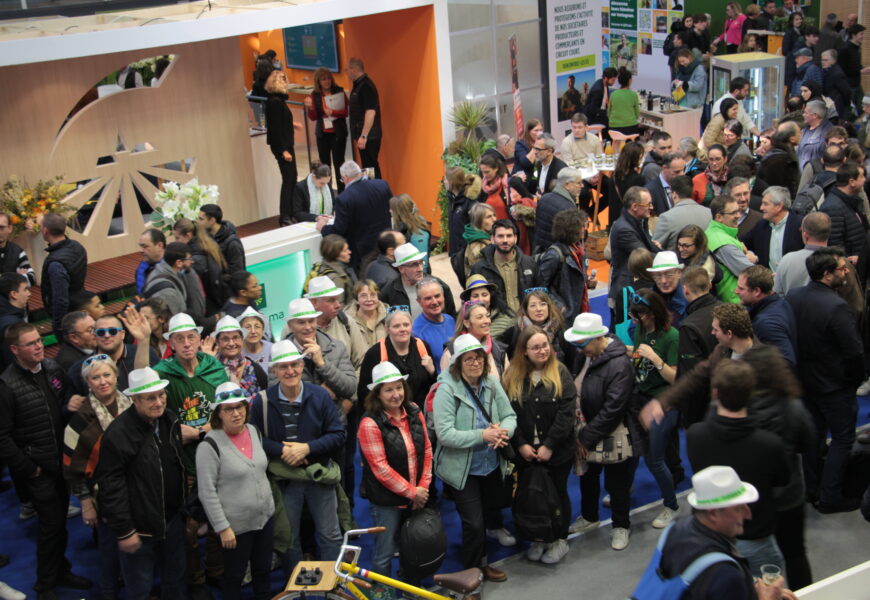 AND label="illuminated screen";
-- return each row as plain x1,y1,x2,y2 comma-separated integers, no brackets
247,250,311,330
283,22,339,72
